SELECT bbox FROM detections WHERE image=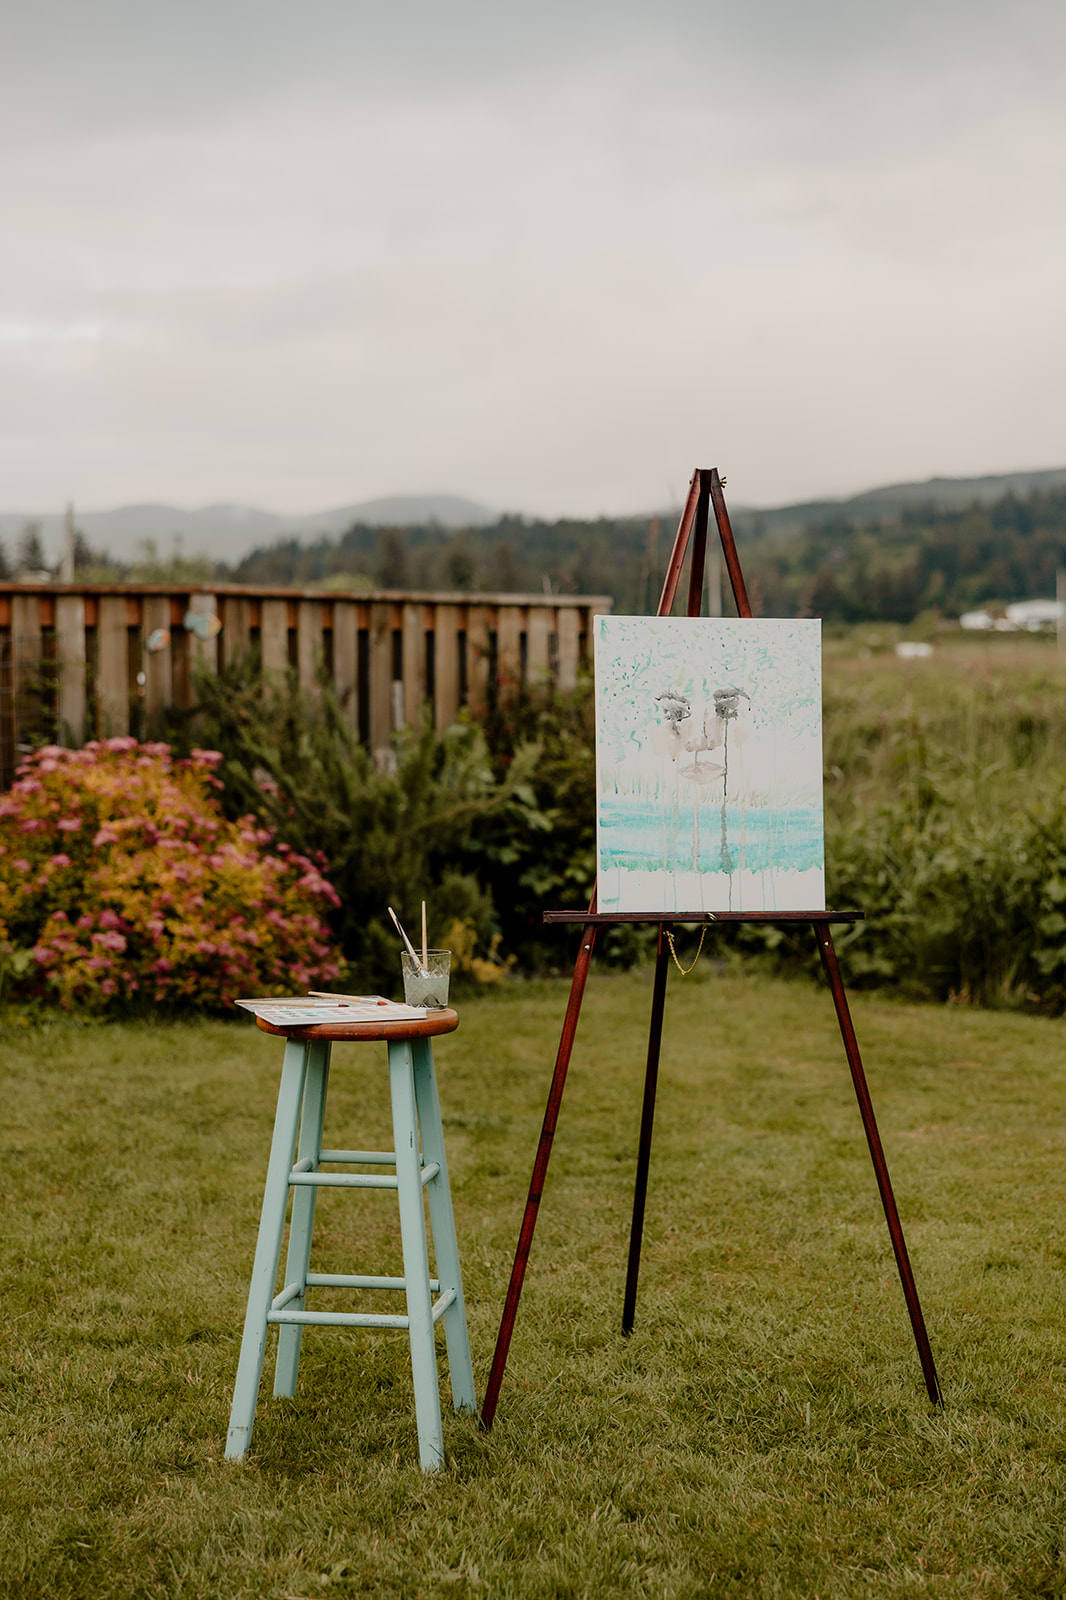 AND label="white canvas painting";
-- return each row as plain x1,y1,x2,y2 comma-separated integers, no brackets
595,616,825,915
